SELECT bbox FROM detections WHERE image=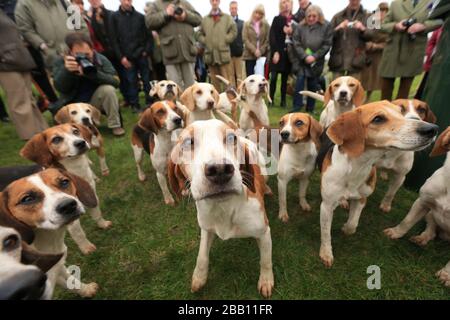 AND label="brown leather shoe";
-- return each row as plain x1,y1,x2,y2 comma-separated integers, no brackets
112,127,125,136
